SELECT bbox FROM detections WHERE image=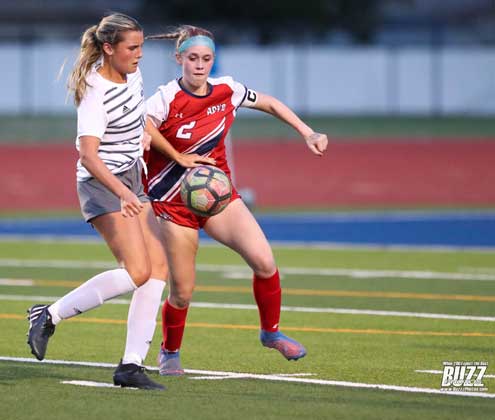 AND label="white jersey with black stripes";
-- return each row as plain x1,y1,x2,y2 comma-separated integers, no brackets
76,65,145,182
